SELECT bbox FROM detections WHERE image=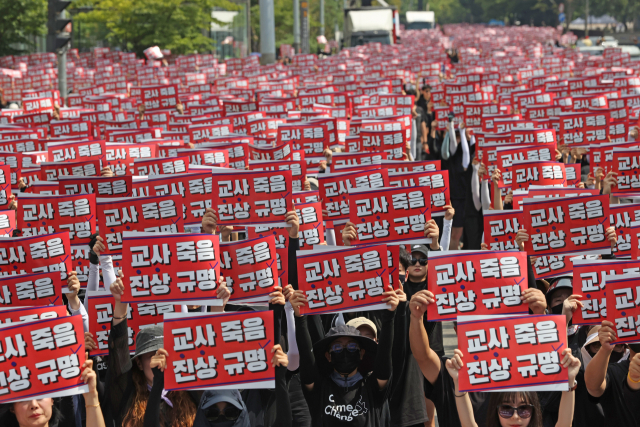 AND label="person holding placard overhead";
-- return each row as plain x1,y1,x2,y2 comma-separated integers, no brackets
444,348,580,427
288,270,400,426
